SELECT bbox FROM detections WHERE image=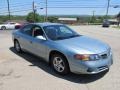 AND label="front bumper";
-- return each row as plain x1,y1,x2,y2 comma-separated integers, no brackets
68,54,113,74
